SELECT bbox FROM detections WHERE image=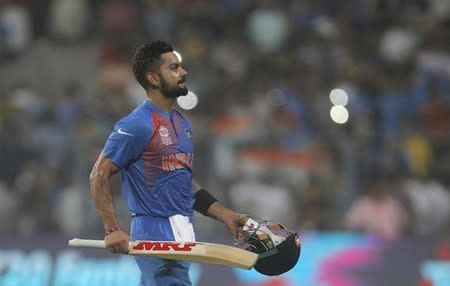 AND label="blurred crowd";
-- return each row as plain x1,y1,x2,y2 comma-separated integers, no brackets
0,0,449,241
